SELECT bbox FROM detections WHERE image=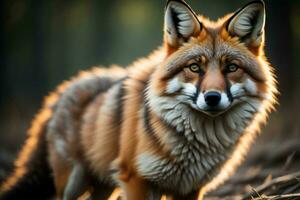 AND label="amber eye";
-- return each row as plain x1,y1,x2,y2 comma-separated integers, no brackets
189,63,201,73
226,64,239,73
